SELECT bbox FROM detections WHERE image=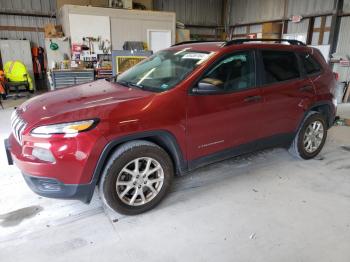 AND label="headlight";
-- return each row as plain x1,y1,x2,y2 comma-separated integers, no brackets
31,119,98,135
